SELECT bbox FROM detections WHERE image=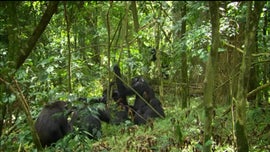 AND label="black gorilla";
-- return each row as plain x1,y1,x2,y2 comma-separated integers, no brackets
130,76,165,124
150,48,157,62
35,101,74,147
72,104,102,139
133,95,165,124
77,97,111,124
113,65,130,106
100,82,120,104
80,82,128,125
110,65,131,124
150,48,170,79
96,106,111,124
112,65,165,125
